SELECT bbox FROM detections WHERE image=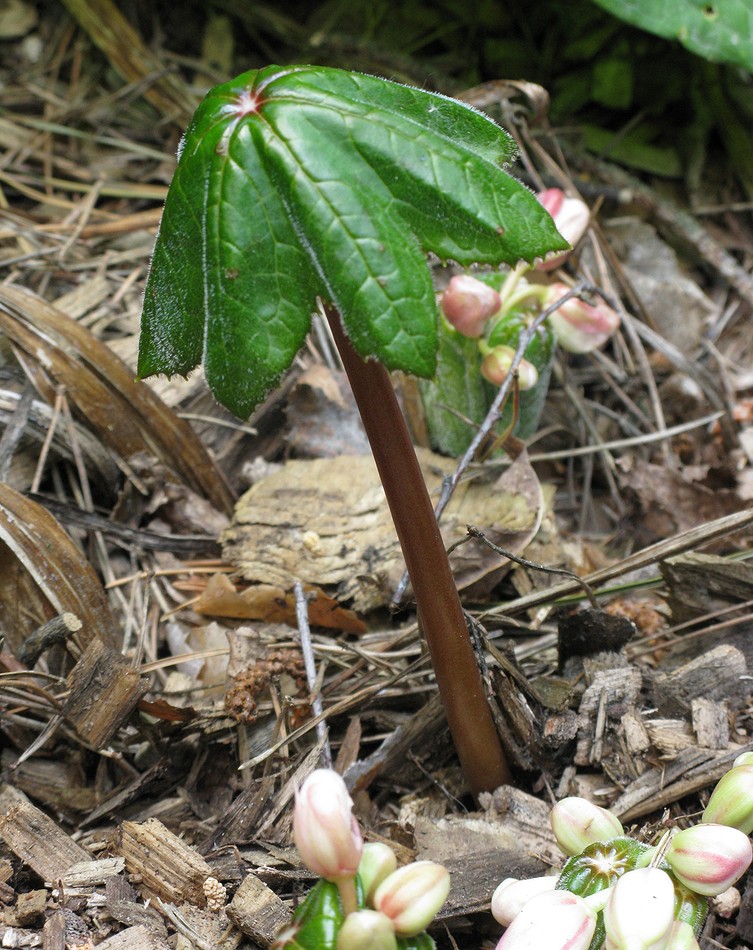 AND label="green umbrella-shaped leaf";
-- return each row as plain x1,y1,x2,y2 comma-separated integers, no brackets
139,65,568,417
